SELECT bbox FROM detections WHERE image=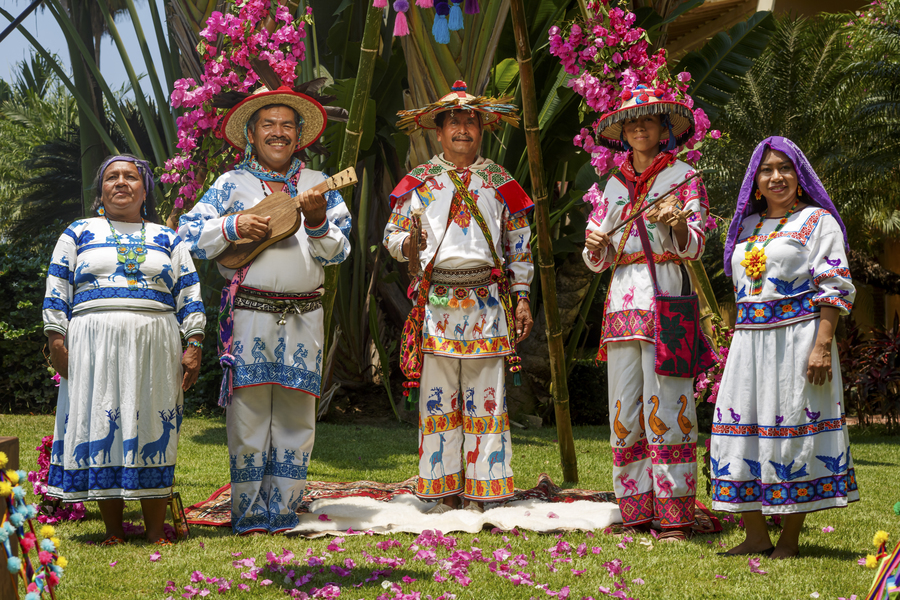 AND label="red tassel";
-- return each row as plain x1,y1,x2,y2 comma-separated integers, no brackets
393,10,409,36
416,0,434,6
373,0,388,7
